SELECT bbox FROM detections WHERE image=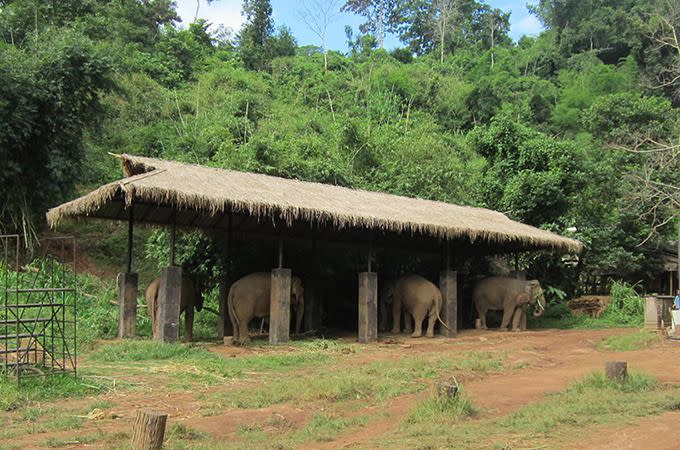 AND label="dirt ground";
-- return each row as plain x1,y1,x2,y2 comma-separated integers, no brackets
5,328,680,449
